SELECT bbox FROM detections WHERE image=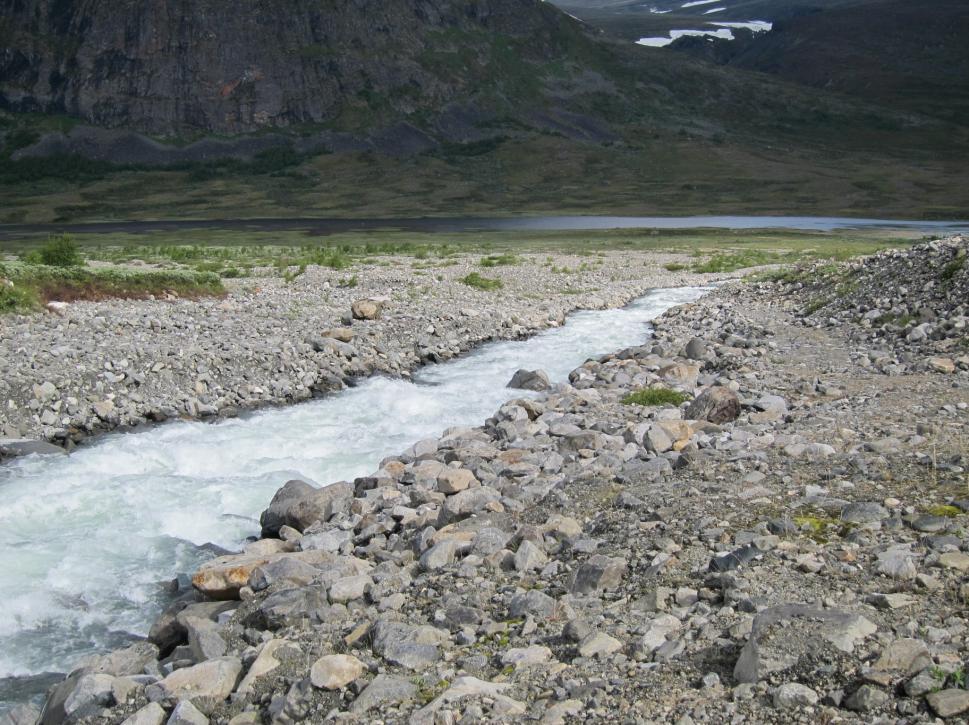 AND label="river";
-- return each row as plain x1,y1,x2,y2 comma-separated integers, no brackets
0,285,708,711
